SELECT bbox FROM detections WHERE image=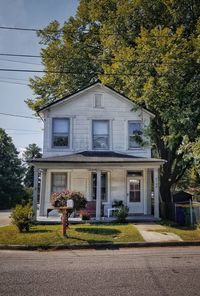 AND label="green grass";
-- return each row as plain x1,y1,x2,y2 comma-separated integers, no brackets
155,222,200,241
0,223,143,246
